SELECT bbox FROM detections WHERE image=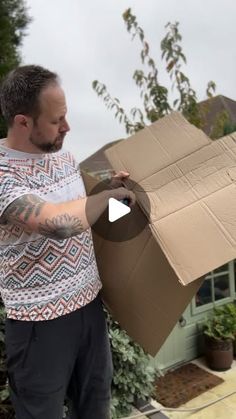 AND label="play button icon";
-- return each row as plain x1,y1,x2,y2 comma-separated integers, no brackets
108,198,131,222
85,177,150,242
